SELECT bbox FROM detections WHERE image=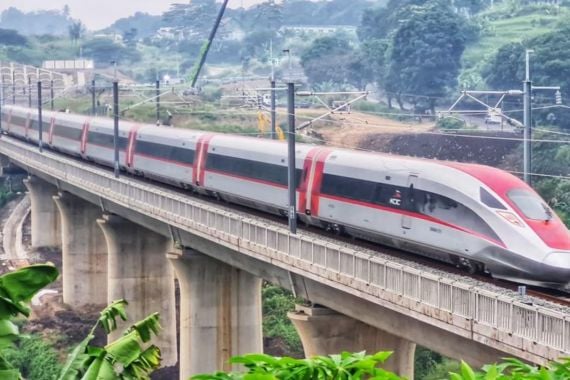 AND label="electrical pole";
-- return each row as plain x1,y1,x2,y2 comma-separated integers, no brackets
11,69,15,105
287,81,297,234
270,39,276,139
50,79,54,111
156,79,160,124
28,75,32,108
523,49,533,185
91,79,96,116
37,81,43,152
113,81,120,178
